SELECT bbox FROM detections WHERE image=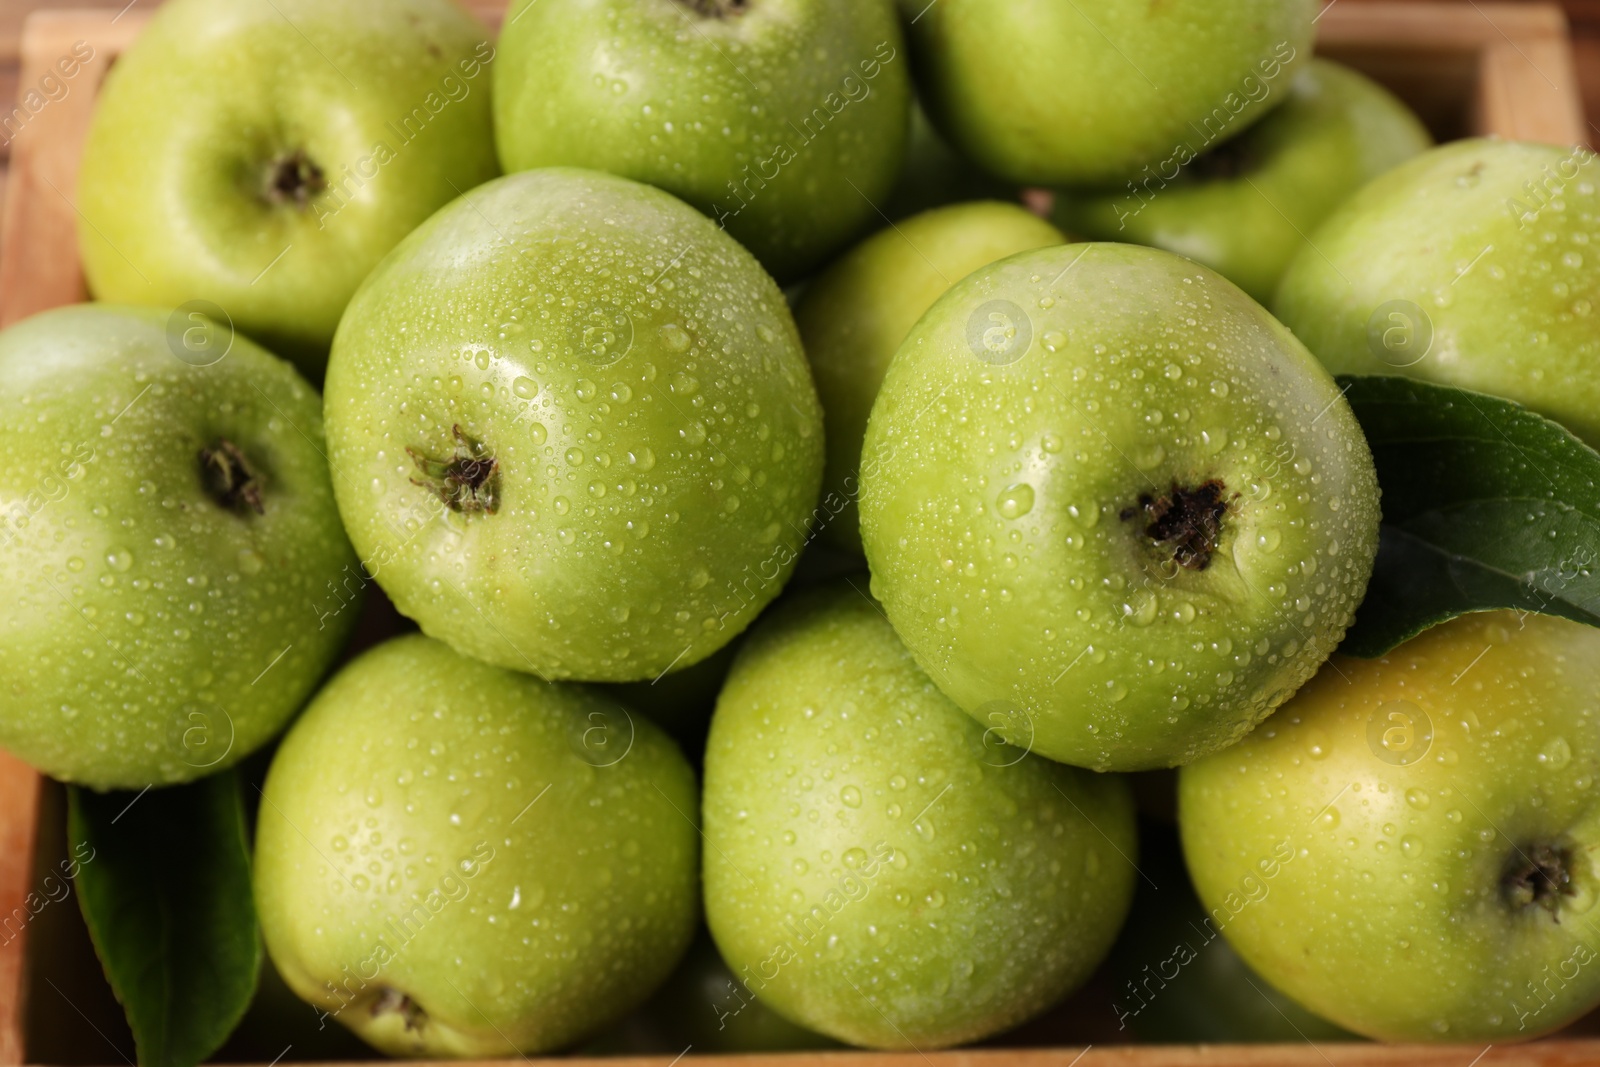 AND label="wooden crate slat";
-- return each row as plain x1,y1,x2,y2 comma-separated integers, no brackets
0,754,38,1067
0,9,135,328
1316,0,1572,47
